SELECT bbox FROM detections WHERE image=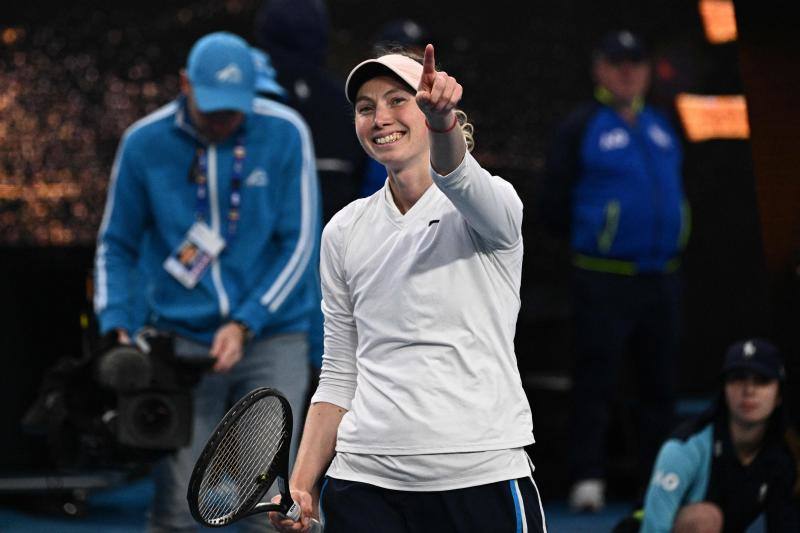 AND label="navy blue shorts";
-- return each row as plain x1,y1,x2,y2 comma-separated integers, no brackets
319,475,547,533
